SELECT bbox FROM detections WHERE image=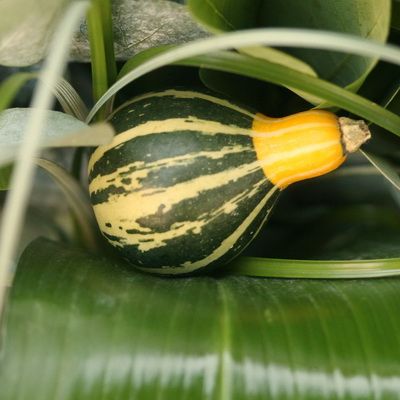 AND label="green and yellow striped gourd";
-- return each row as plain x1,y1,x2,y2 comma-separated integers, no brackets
88,89,370,275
